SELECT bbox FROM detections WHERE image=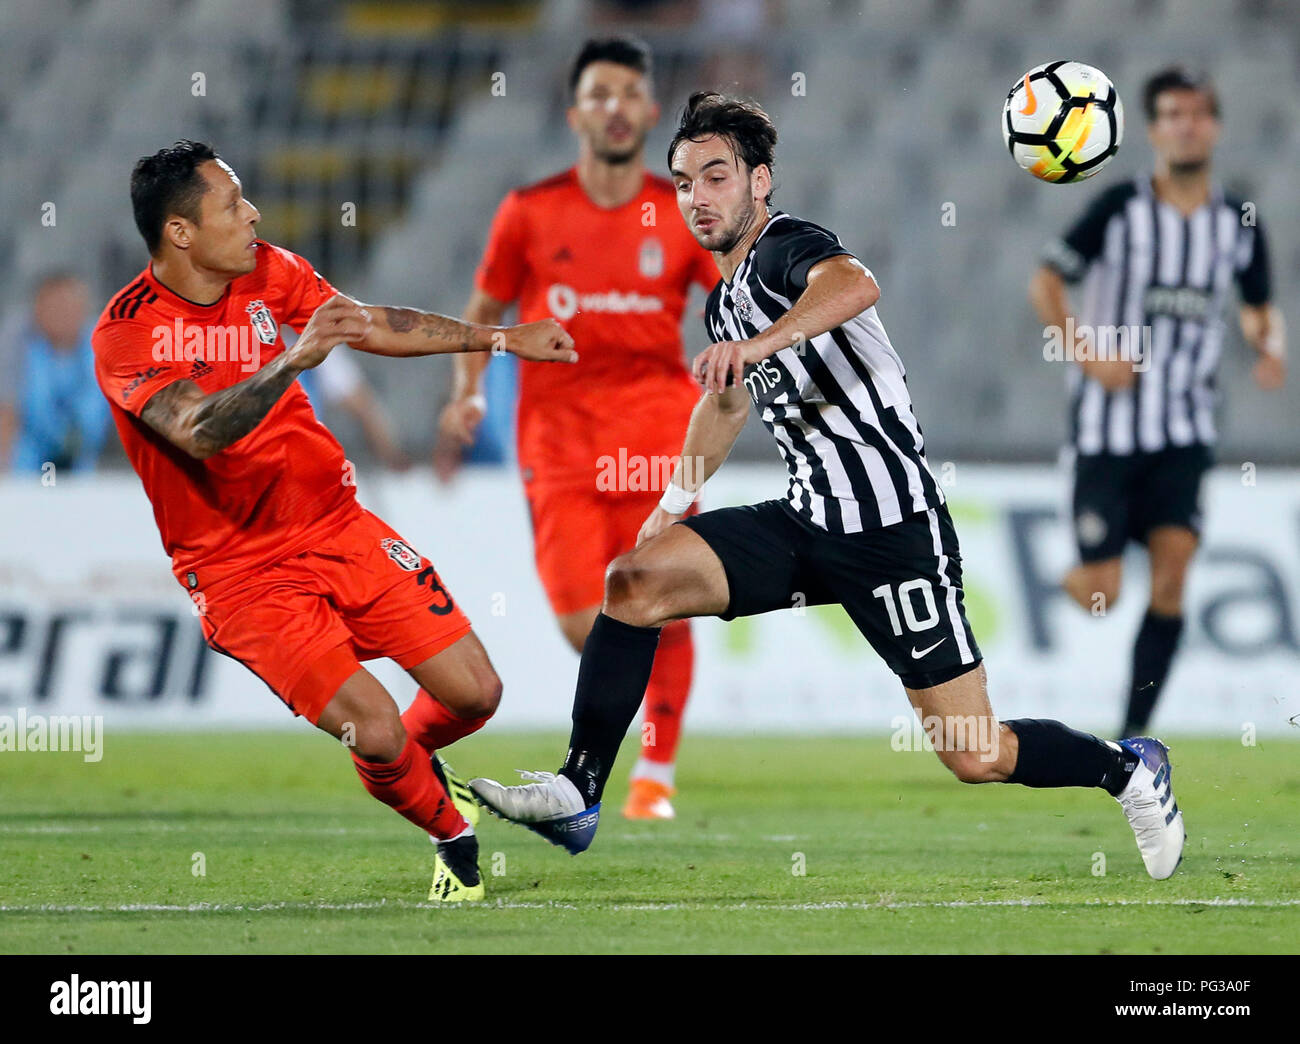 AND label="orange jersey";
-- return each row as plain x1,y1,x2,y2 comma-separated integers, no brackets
475,168,718,486
92,242,360,590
